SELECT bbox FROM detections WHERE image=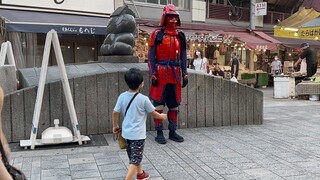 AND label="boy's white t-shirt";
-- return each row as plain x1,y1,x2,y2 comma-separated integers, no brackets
114,91,155,140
